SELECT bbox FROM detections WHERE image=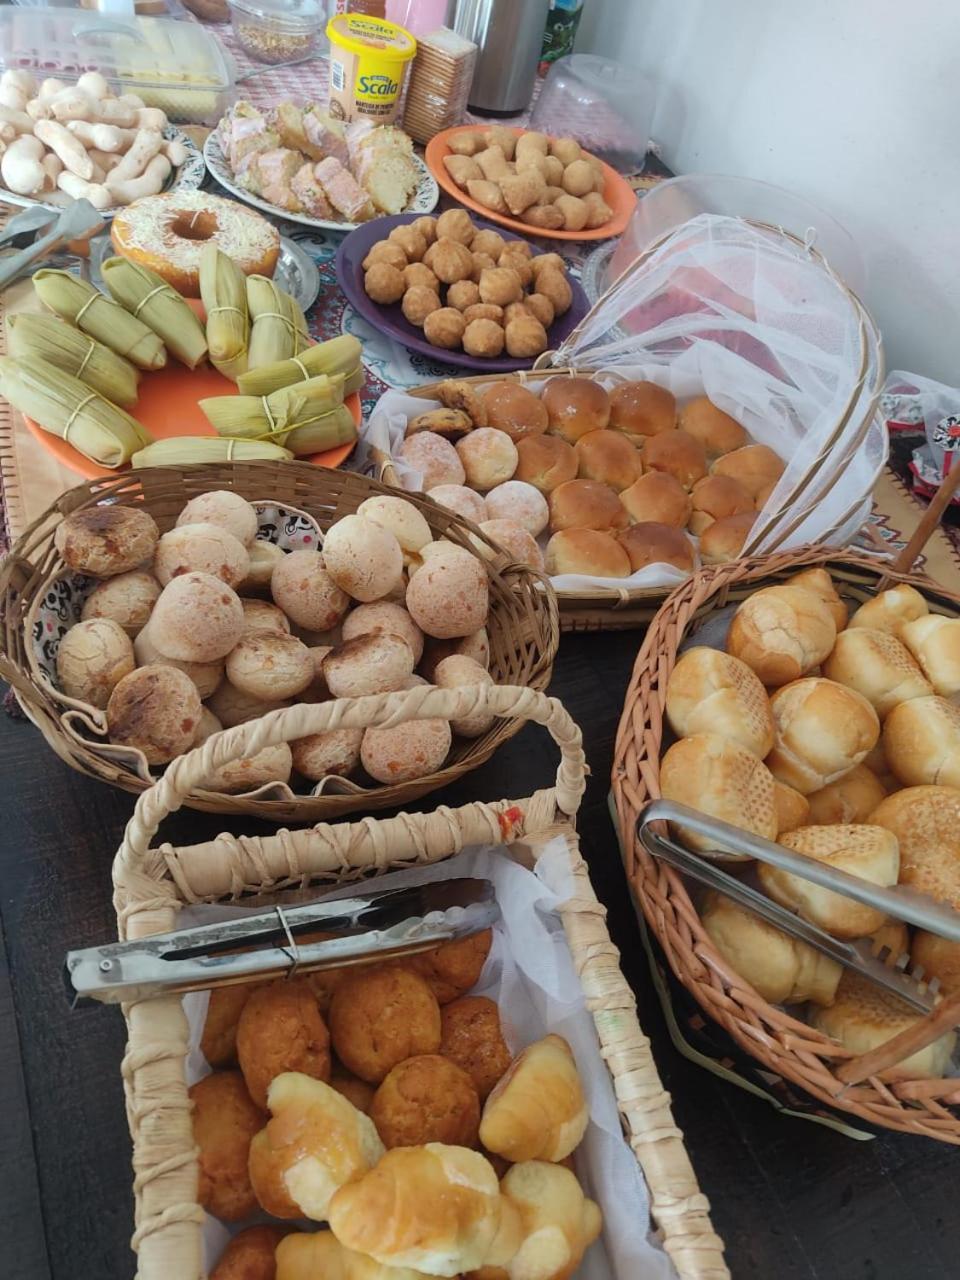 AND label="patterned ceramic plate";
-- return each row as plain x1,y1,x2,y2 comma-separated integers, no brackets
203,131,440,233
0,125,204,219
